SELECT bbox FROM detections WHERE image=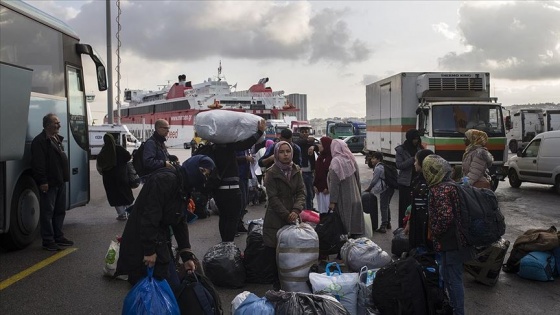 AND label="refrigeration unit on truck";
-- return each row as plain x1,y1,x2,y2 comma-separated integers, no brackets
364,72,507,190
504,109,544,153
